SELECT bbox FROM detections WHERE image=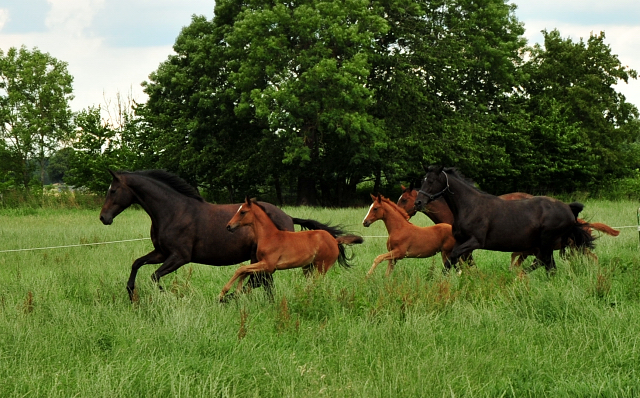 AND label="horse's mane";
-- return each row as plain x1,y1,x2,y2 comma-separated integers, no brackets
123,170,204,202
250,199,288,231
378,195,410,221
428,166,485,195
